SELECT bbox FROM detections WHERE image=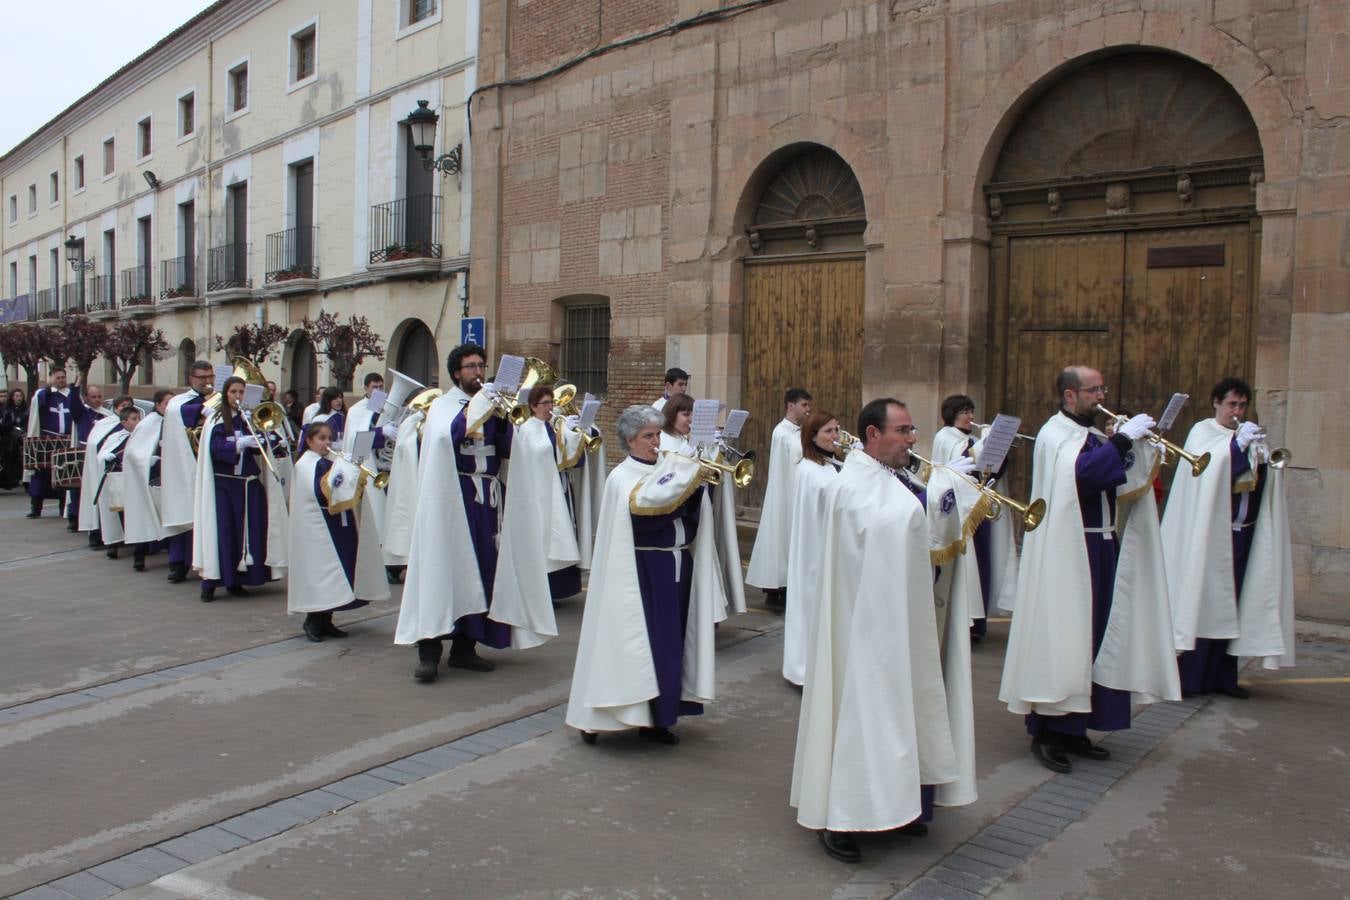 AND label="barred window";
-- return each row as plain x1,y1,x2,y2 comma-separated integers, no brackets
560,302,610,398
